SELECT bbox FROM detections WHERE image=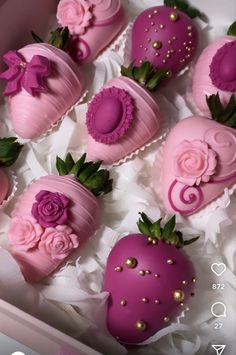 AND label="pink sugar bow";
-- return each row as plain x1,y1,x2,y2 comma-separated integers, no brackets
0,50,51,96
